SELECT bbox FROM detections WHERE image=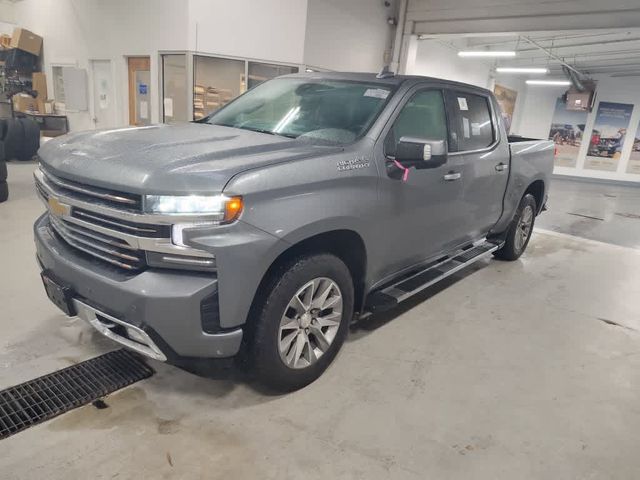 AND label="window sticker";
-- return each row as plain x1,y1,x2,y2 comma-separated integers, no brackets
364,88,389,99
463,117,470,138
457,97,468,111
471,123,481,136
